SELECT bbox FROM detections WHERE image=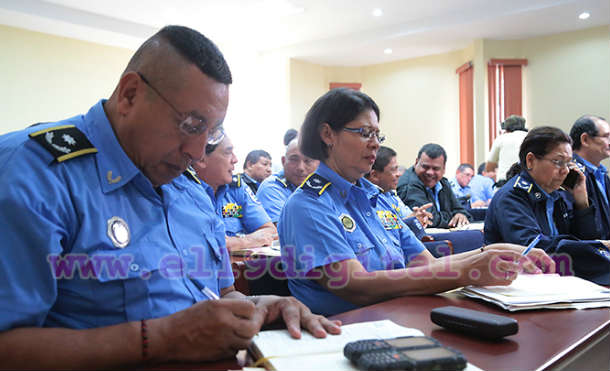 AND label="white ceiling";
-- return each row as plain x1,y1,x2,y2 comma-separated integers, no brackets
0,0,608,66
